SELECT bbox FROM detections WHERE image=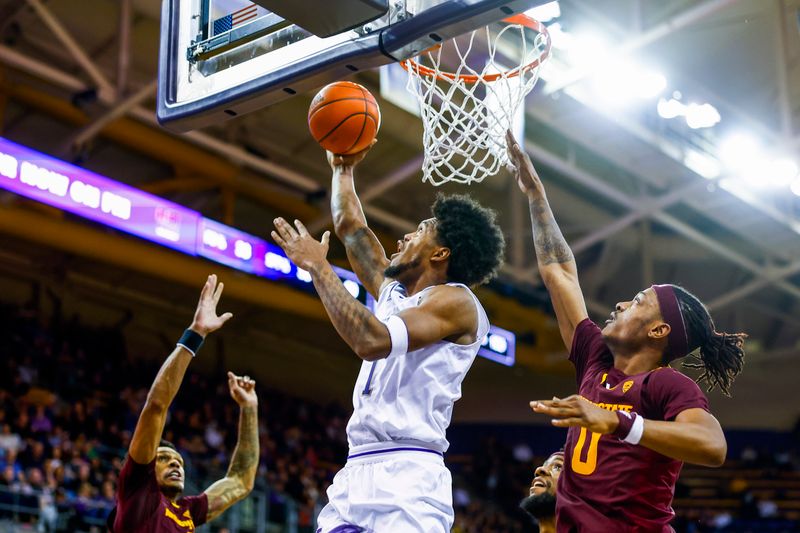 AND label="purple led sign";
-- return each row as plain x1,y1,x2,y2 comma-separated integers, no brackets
198,217,269,275
0,137,199,254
